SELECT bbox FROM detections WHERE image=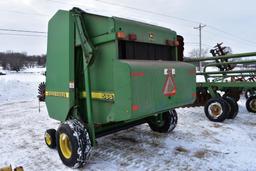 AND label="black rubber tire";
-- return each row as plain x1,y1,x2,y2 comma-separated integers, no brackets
223,90,241,102
246,96,256,113
44,129,56,149
148,109,178,133
204,98,229,122
223,97,239,119
56,120,92,168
